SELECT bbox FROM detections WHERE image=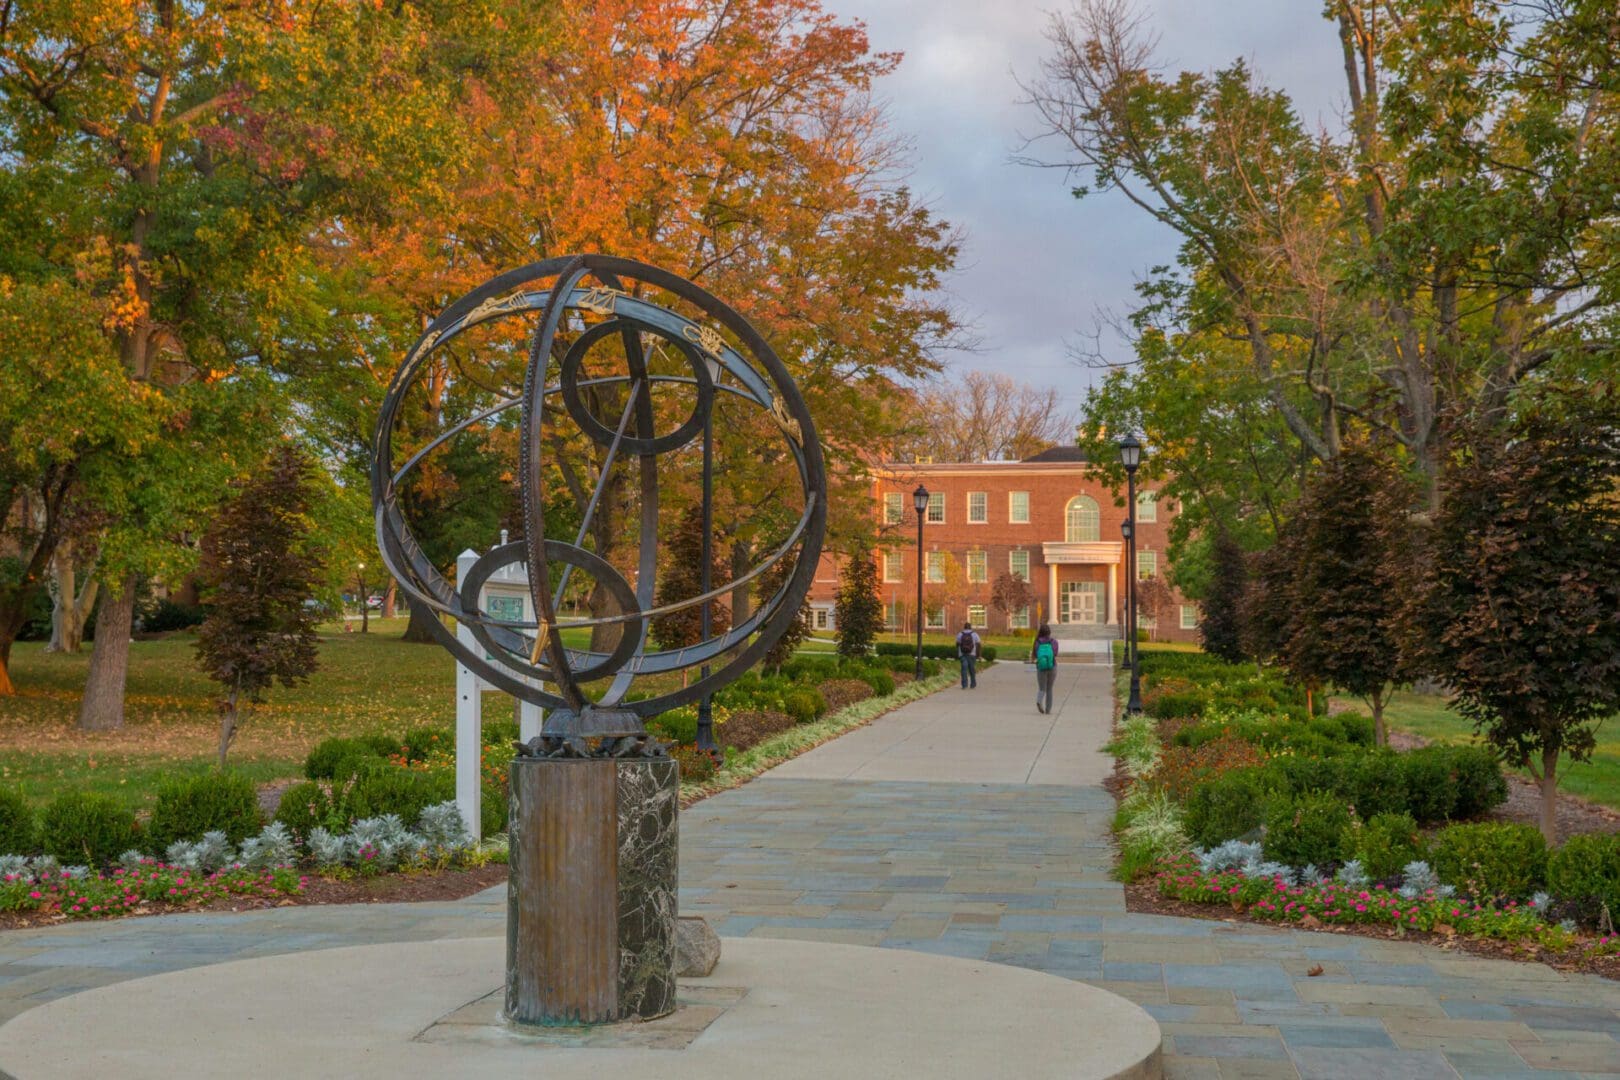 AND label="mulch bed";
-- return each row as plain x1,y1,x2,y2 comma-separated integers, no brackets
0,865,507,932
820,679,876,714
